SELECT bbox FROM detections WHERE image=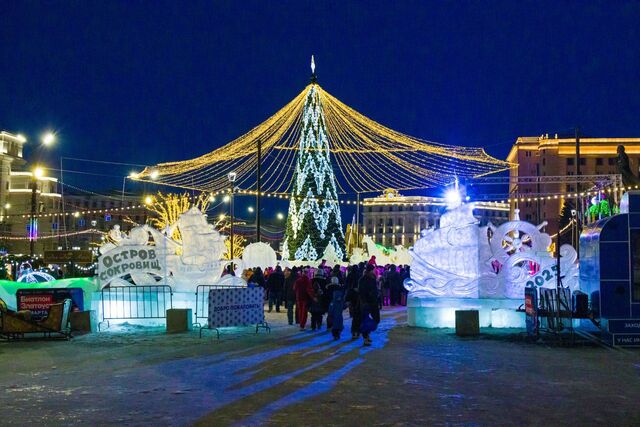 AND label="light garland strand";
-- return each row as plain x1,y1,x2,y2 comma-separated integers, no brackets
6,182,631,220
133,82,513,194
0,229,105,241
